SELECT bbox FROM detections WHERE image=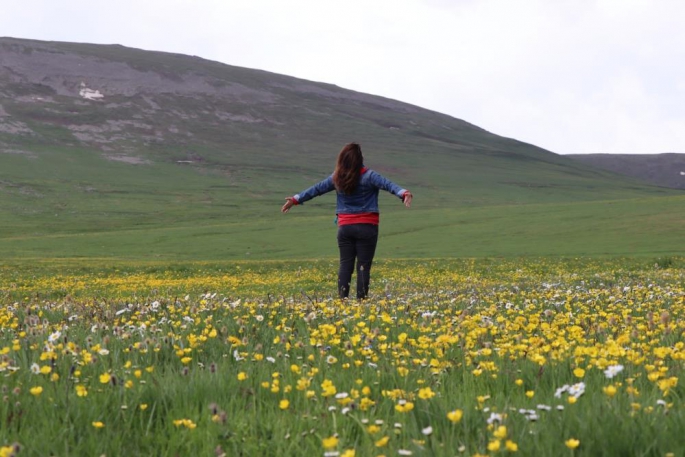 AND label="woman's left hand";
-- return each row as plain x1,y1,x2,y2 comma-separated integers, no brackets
403,191,413,208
